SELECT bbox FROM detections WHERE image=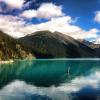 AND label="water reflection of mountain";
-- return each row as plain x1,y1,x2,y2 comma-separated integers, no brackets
0,59,100,88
